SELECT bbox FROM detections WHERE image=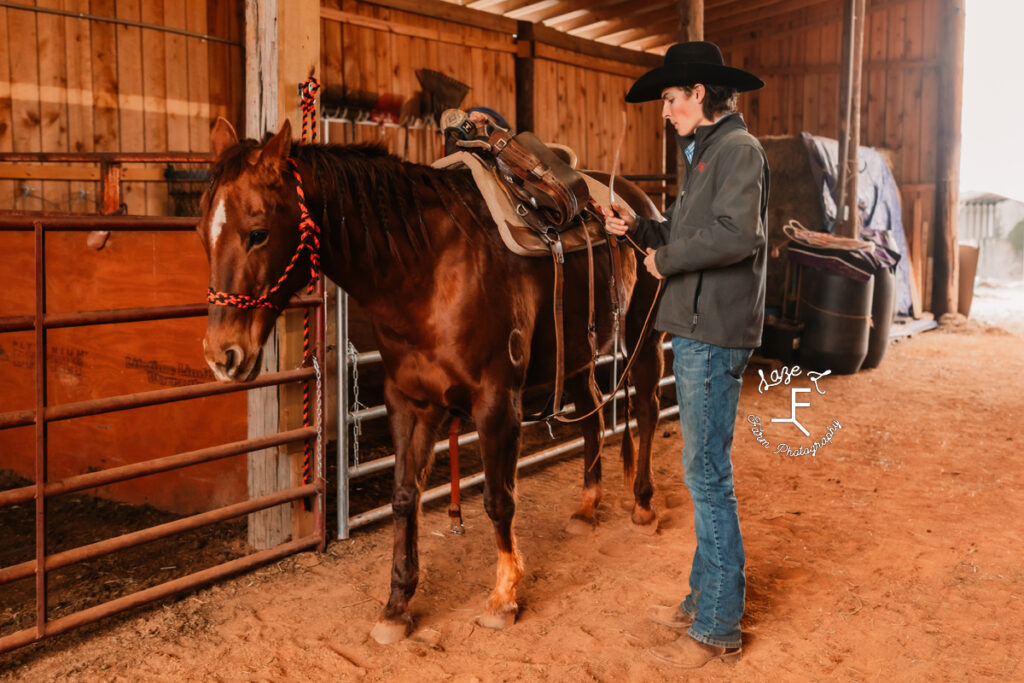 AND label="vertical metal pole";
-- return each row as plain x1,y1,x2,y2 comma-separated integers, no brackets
33,220,47,637
336,287,350,539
